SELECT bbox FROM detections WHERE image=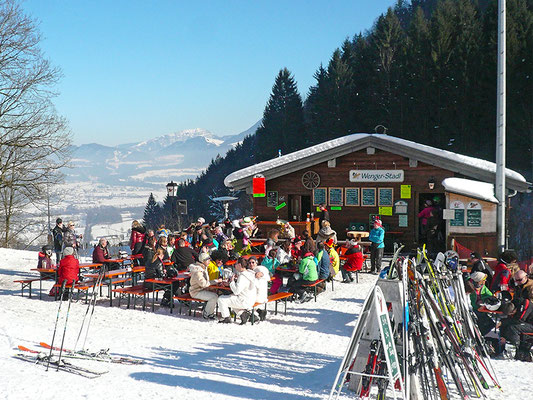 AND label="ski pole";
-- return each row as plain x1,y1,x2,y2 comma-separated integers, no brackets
57,284,75,371
46,280,67,371
74,266,105,351
82,265,107,350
